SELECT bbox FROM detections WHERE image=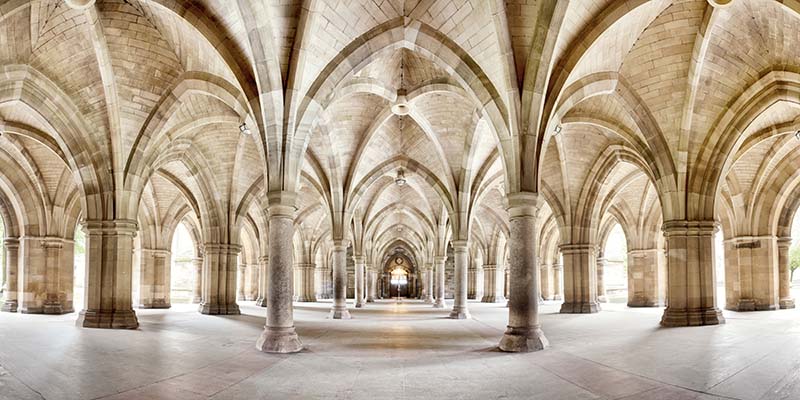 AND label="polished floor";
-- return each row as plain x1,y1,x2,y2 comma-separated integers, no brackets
1,293,800,400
